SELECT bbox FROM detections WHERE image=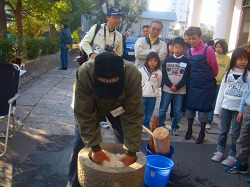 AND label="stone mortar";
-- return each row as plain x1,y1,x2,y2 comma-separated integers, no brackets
78,142,146,187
